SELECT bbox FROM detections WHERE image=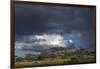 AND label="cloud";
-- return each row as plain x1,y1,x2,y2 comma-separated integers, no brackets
15,3,95,51
33,34,69,47
15,3,94,36
15,34,70,50
70,31,81,38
